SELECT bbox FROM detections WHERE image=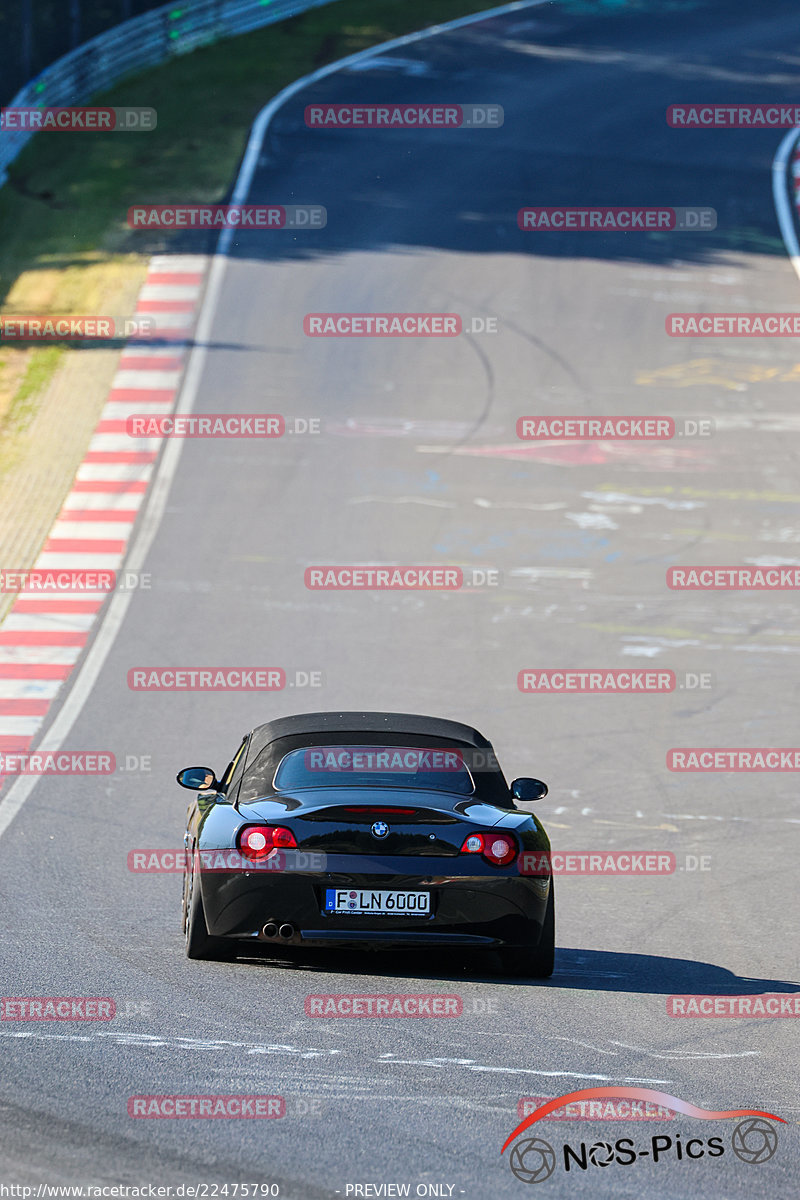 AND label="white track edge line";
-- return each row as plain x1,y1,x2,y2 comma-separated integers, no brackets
772,126,800,282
